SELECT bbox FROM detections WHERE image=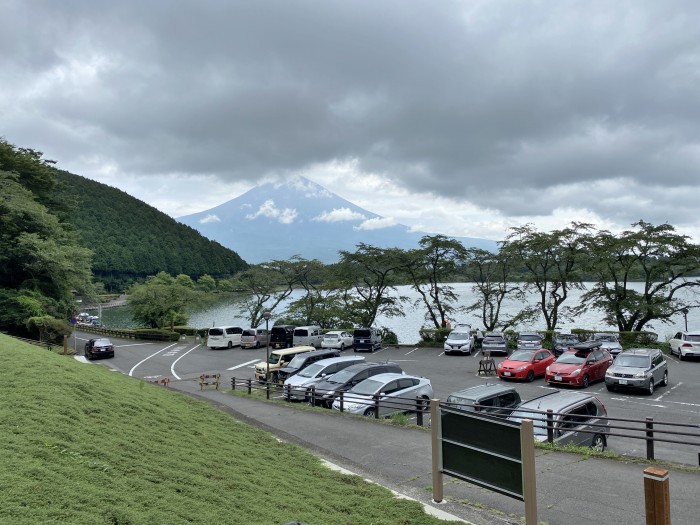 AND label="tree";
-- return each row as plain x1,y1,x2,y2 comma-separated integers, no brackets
579,221,700,332
501,222,591,331
336,244,408,327
462,248,529,331
128,272,199,329
401,235,467,328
